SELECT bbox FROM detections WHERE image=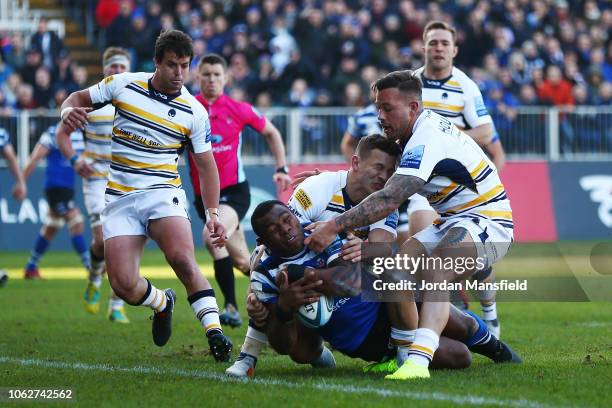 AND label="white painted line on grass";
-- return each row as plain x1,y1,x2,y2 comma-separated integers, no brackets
0,356,563,408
